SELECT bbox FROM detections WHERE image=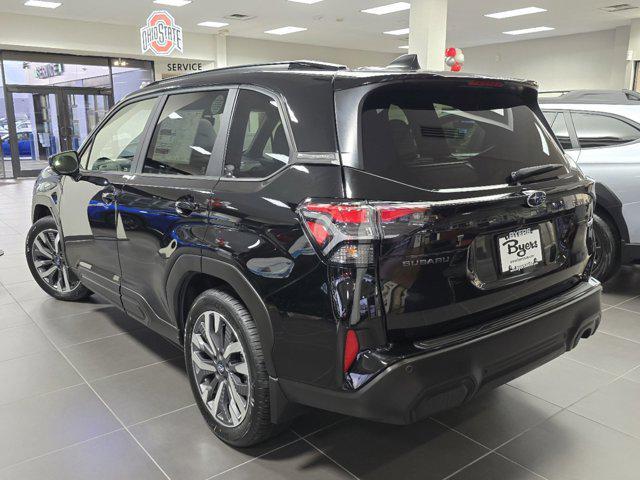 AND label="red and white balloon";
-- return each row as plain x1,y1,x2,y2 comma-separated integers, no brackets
445,47,464,72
